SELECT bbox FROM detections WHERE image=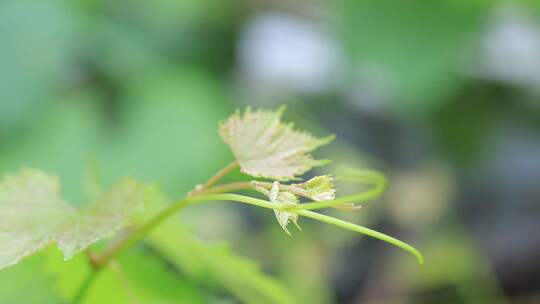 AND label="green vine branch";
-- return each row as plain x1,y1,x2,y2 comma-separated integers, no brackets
0,107,424,304
89,166,421,271
63,107,425,303
71,165,422,304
